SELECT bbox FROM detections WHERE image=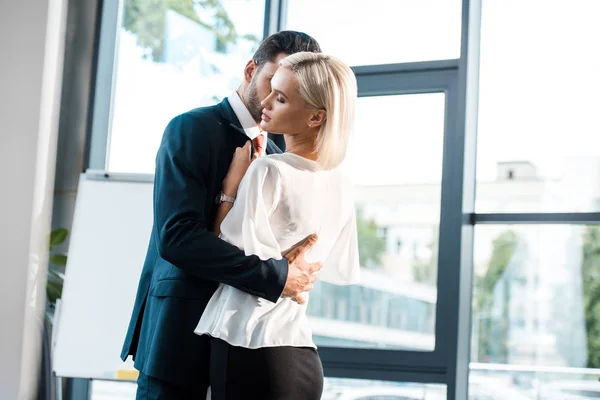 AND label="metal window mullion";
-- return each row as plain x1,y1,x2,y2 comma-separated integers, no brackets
86,0,120,171
323,366,448,386
263,0,283,38
353,59,459,76
472,212,600,225
356,69,456,98
319,347,445,373
443,0,481,399
278,0,289,32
